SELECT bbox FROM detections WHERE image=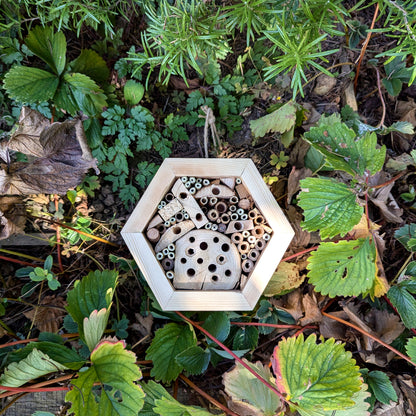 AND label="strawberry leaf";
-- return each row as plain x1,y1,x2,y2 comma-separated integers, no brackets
298,178,363,239
66,340,144,416
362,370,397,405
406,337,416,362
175,346,211,375
146,323,196,383
307,238,376,297
387,281,416,328
271,334,362,413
